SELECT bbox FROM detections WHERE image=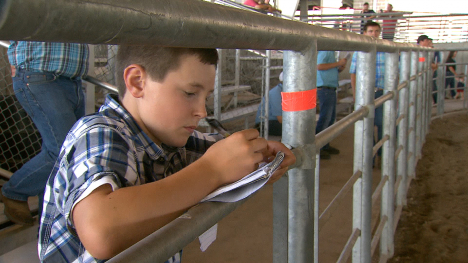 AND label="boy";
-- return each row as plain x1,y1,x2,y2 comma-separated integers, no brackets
38,45,295,262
